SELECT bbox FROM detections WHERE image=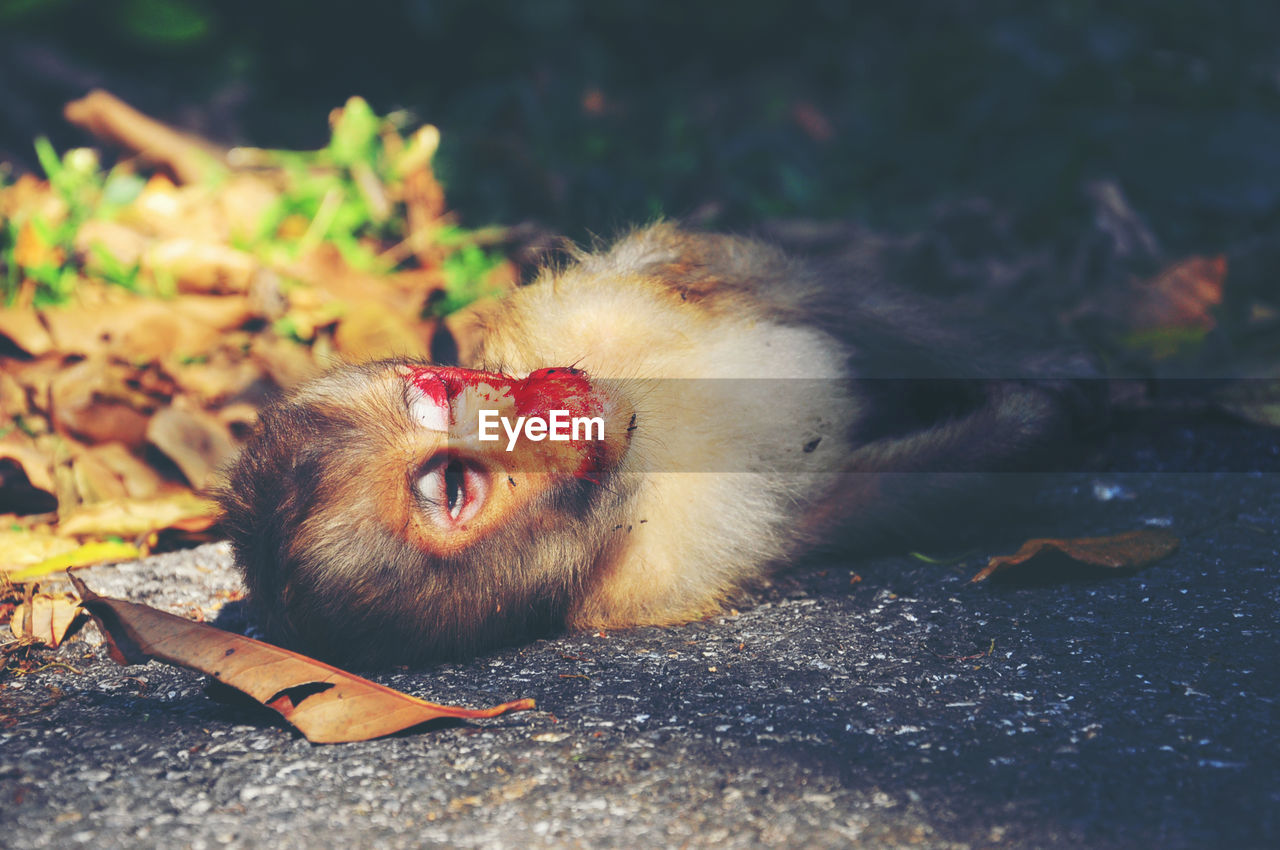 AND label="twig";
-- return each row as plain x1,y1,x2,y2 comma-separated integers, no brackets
63,90,228,185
